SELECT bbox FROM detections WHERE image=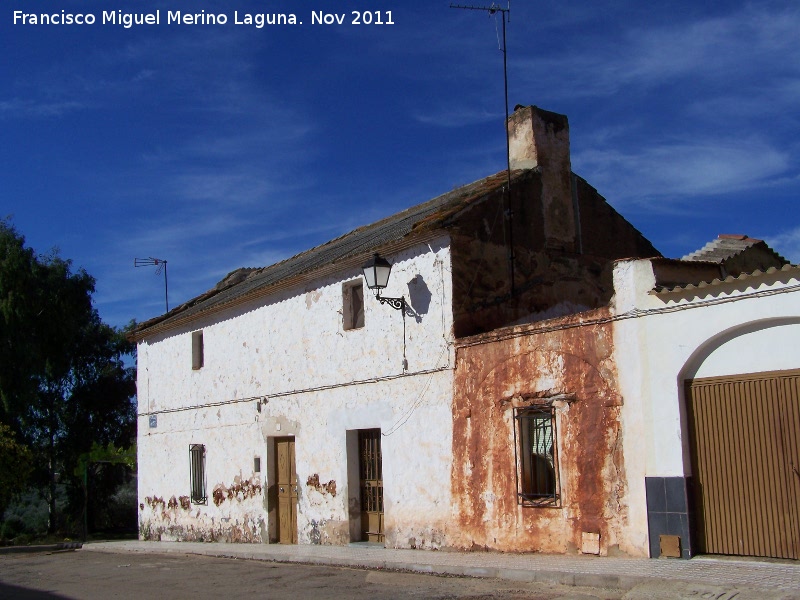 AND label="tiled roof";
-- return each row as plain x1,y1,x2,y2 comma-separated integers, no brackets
682,234,788,265
132,169,530,338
